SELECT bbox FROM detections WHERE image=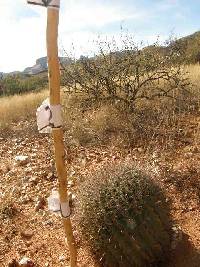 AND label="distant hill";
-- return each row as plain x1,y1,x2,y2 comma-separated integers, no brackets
23,56,72,75
173,31,200,63
0,56,71,77
132,31,200,64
